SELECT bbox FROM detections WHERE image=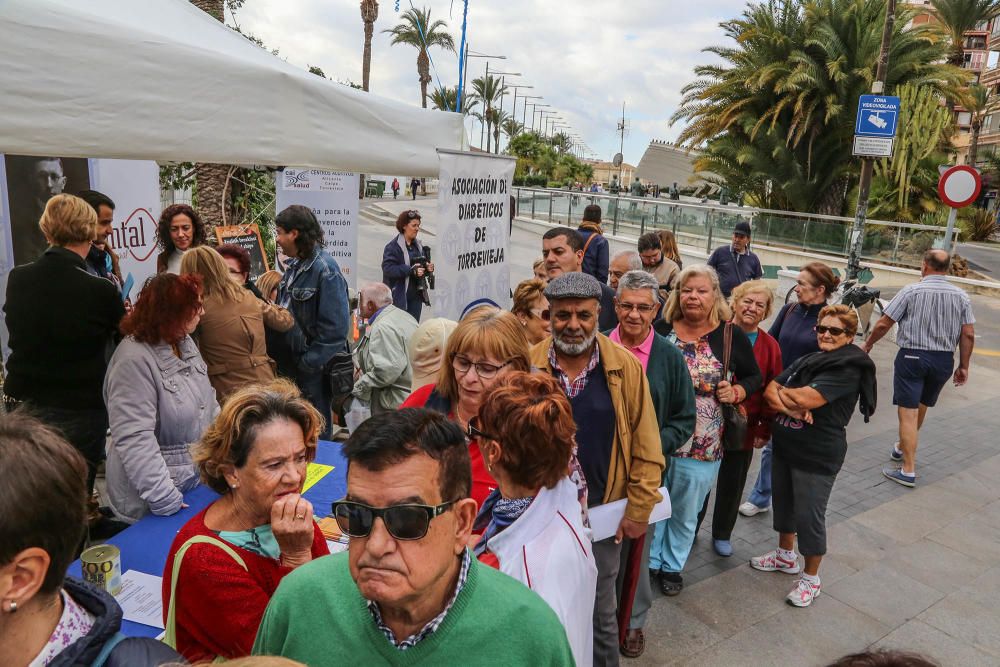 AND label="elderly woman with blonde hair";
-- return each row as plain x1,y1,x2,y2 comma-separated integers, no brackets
181,247,294,402
163,380,329,662
649,265,762,595
511,278,551,345
710,280,784,557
